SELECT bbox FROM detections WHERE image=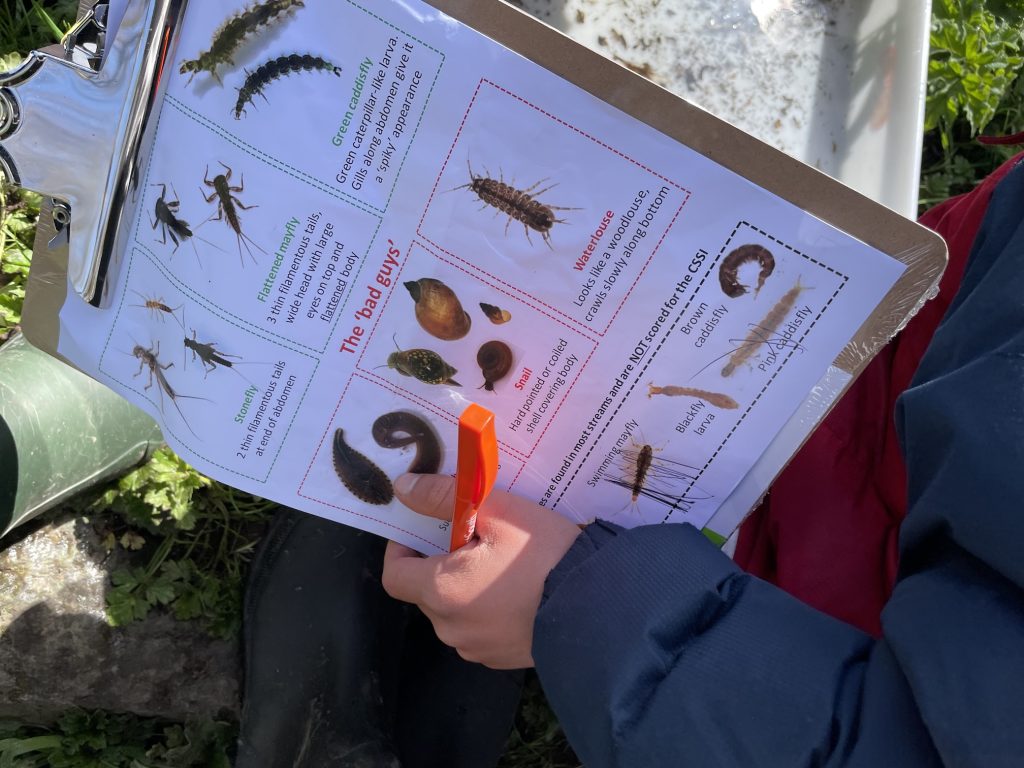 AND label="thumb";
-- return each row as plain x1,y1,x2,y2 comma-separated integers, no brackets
394,473,454,522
